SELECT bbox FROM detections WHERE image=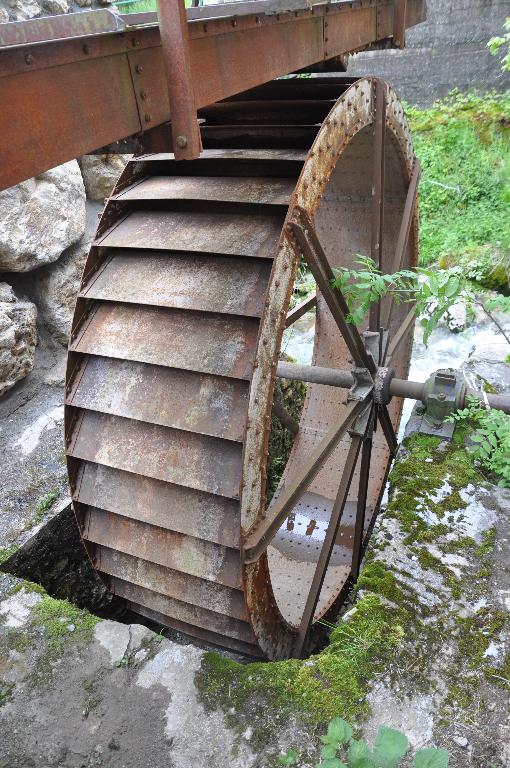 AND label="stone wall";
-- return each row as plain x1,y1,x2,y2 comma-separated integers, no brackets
348,0,510,105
